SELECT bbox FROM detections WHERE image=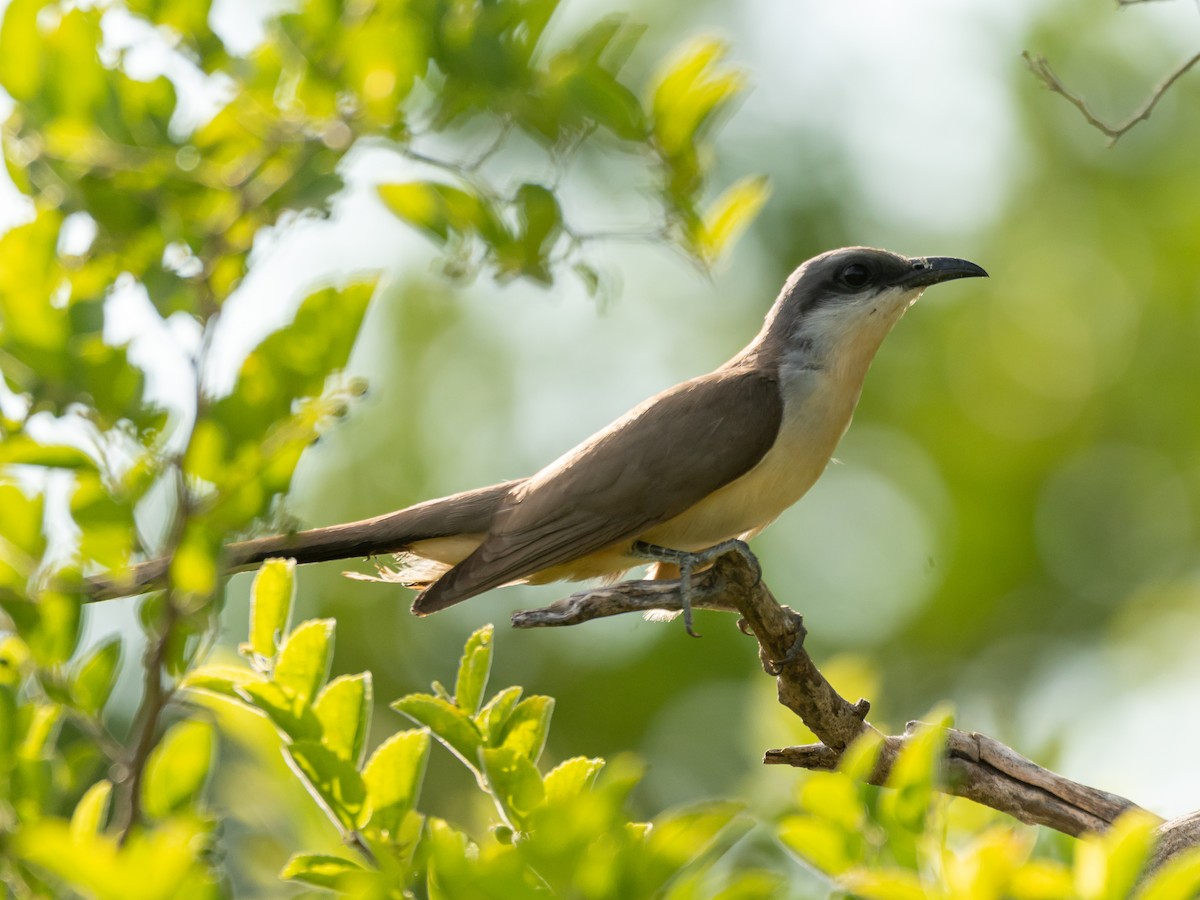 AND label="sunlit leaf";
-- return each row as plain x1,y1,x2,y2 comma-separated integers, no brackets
543,756,604,804
70,637,121,715
285,740,369,832
313,672,372,765
1135,845,1200,900
180,664,267,700
637,801,750,895
496,695,553,762
800,771,865,834
70,779,113,841
377,182,508,249
391,694,482,771
779,813,852,876
241,679,323,742
243,558,295,664
476,685,523,744
363,729,431,840
839,867,928,900
274,618,335,705
142,718,216,819
881,706,953,835
168,521,220,599
694,175,769,263
1009,859,1075,900
0,635,30,687
279,852,367,889
0,436,96,469
650,38,745,158
481,746,544,829
454,624,493,716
